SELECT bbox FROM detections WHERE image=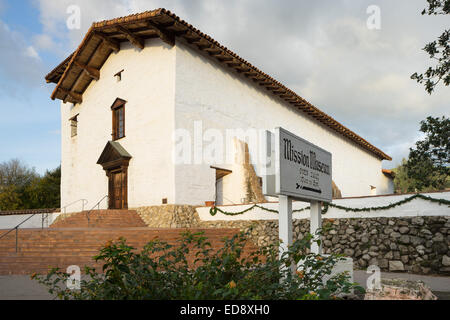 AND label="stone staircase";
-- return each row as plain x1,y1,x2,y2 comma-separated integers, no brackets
0,210,255,275
50,209,147,228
